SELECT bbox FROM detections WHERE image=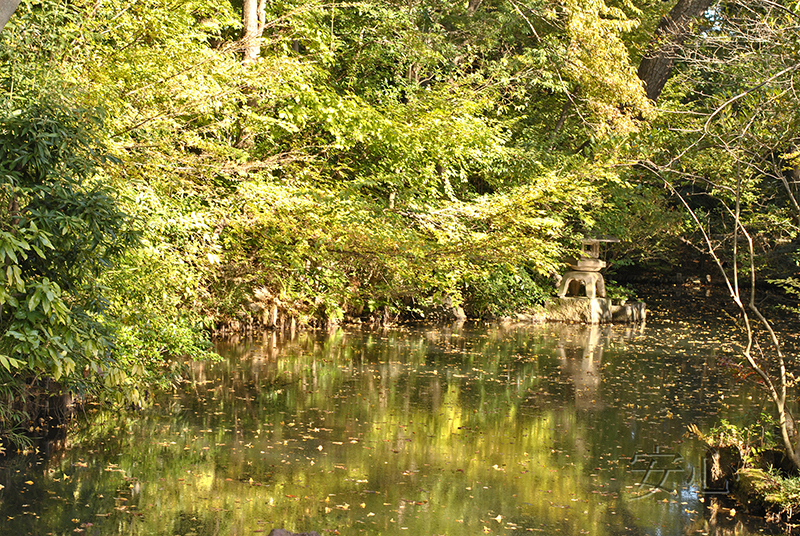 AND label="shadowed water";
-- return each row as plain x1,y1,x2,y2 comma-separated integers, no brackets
0,290,790,535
